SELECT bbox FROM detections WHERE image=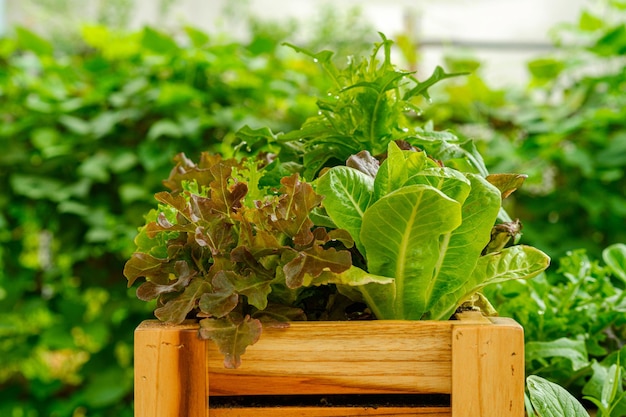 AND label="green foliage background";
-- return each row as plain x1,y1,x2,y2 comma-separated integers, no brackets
2,0,626,414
